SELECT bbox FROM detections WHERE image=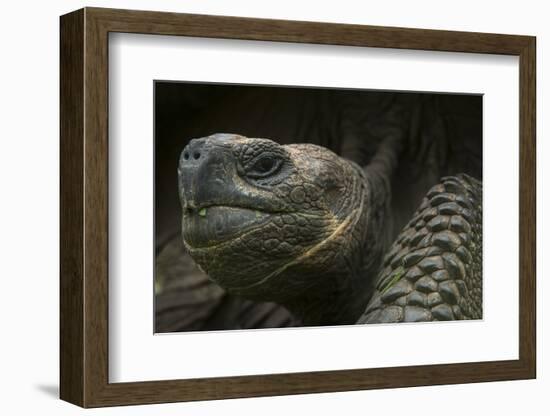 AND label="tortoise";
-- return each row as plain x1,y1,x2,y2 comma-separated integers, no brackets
155,127,482,330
